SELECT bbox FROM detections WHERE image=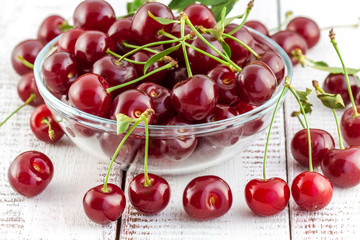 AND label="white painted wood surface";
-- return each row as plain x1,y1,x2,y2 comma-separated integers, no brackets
0,0,360,239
